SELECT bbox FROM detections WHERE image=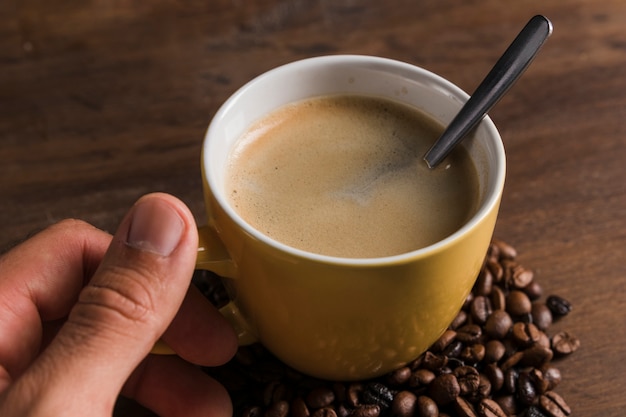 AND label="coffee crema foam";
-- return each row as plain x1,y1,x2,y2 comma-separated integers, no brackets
226,95,479,258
